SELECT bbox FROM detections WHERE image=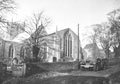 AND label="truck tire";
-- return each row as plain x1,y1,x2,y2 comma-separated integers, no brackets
80,66,83,71
93,64,99,71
